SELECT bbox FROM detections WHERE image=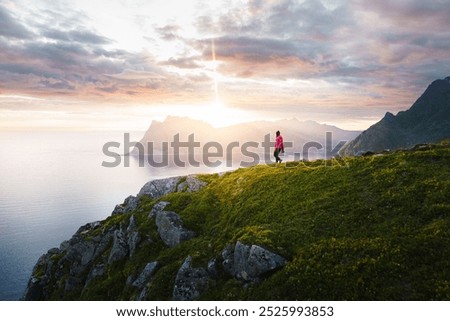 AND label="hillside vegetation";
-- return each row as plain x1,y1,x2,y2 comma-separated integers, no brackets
27,142,450,300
